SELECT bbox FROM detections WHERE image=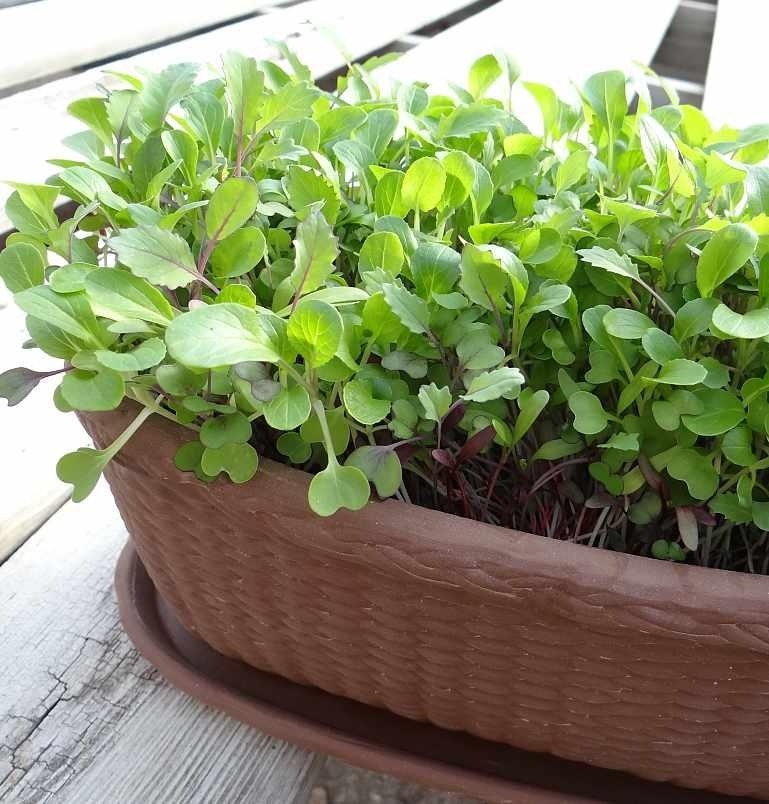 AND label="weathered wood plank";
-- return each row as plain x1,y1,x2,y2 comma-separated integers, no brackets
0,484,322,803
0,0,476,233
702,0,769,127
0,0,280,92
0,297,86,562
378,0,679,118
